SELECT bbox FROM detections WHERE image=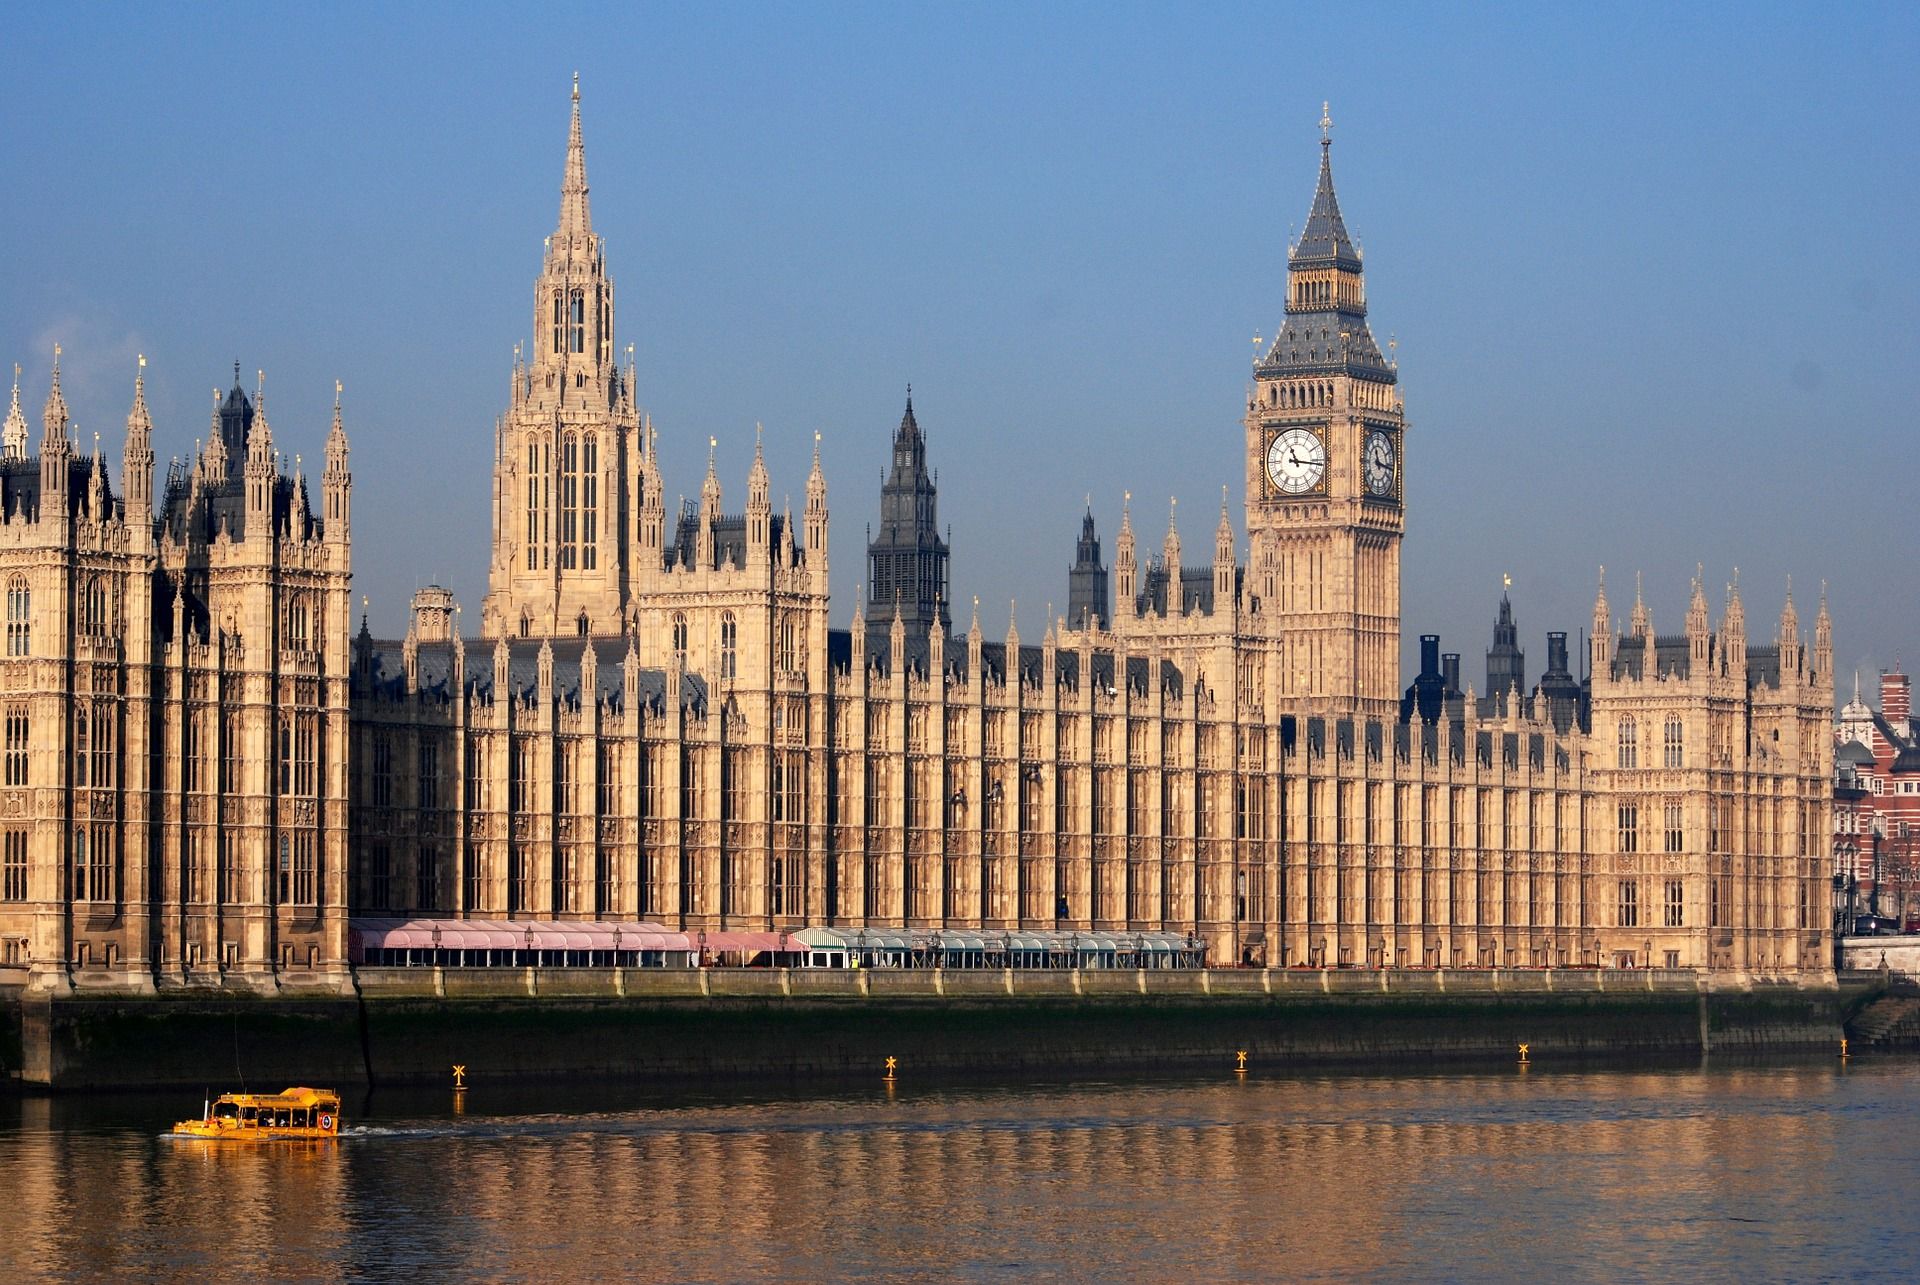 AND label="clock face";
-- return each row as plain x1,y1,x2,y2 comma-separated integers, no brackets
1265,427,1326,495
1364,430,1396,498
